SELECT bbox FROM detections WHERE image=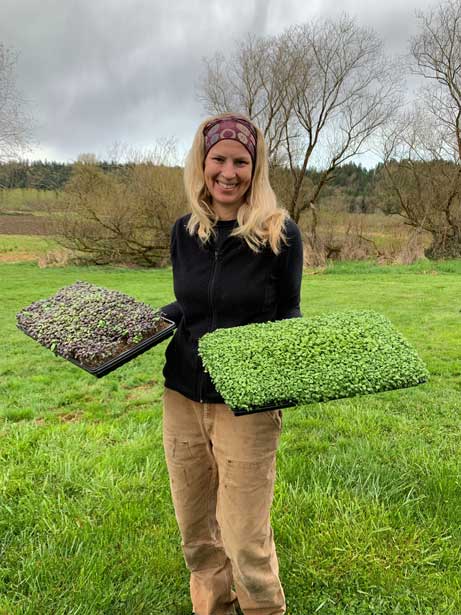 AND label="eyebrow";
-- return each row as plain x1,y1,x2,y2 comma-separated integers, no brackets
212,154,251,161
